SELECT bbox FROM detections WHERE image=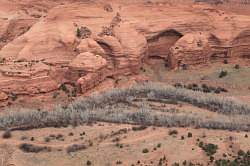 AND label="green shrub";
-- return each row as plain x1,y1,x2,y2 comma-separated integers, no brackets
187,132,192,138
60,84,69,93
142,148,149,153
44,137,50,142
172,163,180,166
234,64,240,69
168,130,178,136
199,143,218,156
132,125,147,131
76,27,81,38
66,144,86,153
86,160,92,165
238,149,245,156
116,160,122,165
19,143,51,153
0,57,5,63
219,70,228,78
